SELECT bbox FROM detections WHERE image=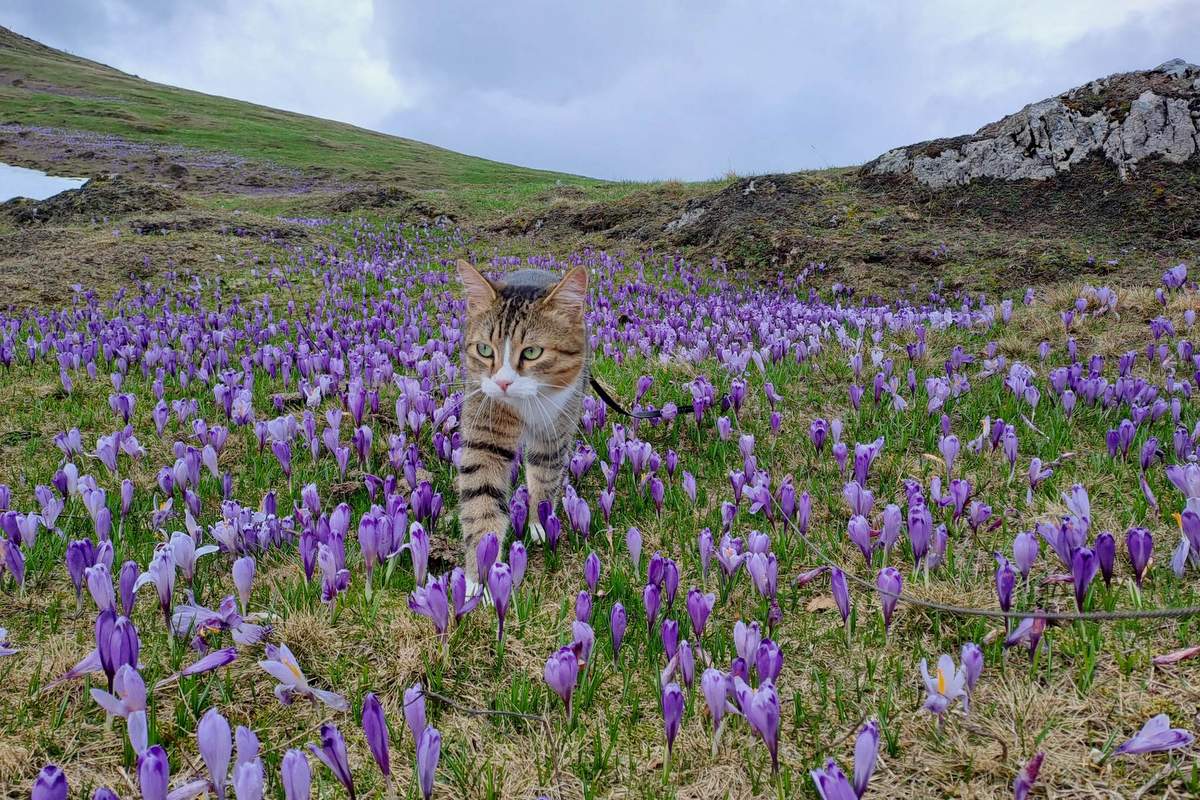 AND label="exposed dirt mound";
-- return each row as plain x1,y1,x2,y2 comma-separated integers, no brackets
660,174,827,252
126,213,313,242
2,175,183,225
325,186,451,222
866,154,1200,242
489,183,695,240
